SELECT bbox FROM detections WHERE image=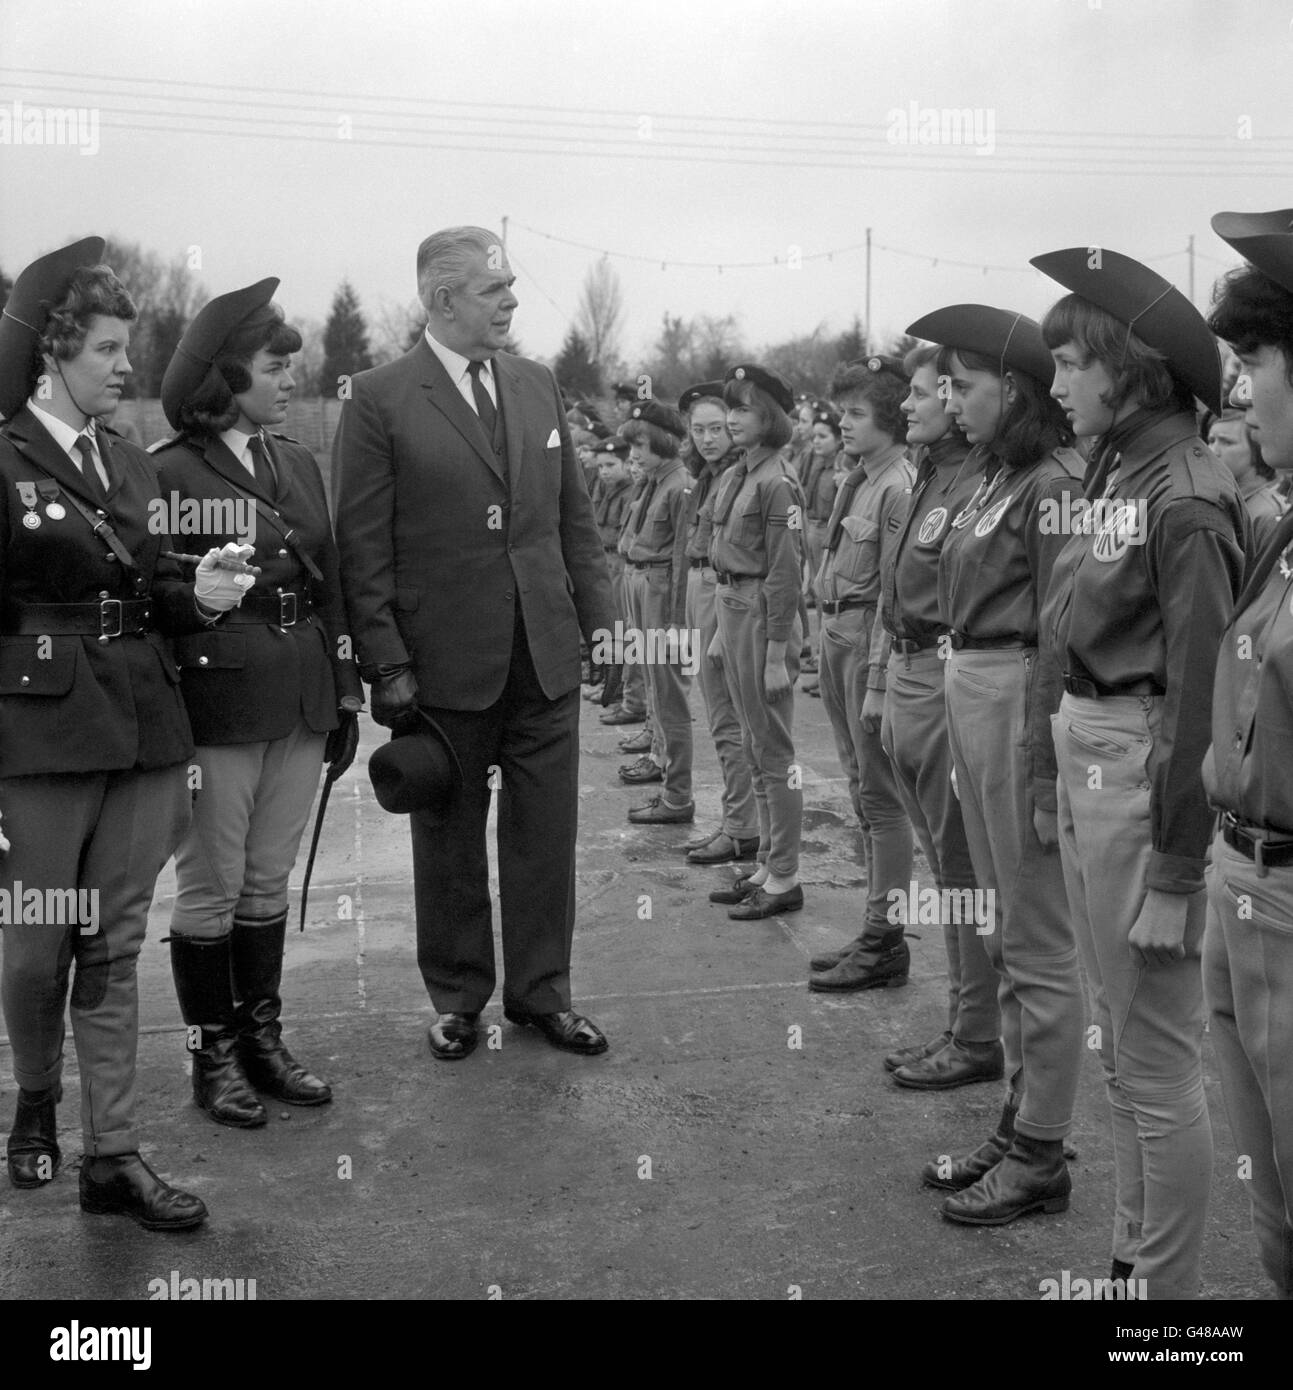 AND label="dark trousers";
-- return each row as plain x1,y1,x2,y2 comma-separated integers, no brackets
410,612,580,1015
